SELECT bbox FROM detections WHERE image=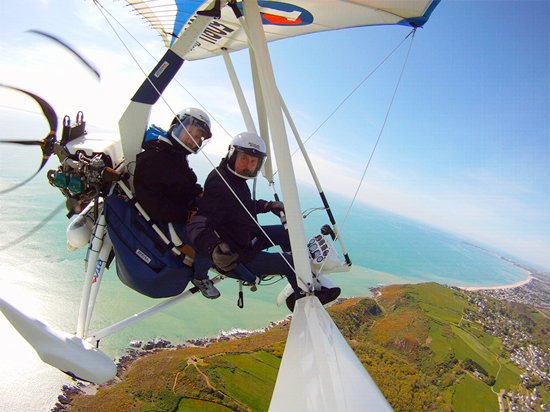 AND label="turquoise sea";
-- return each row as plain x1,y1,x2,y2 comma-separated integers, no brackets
0,108,531,411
